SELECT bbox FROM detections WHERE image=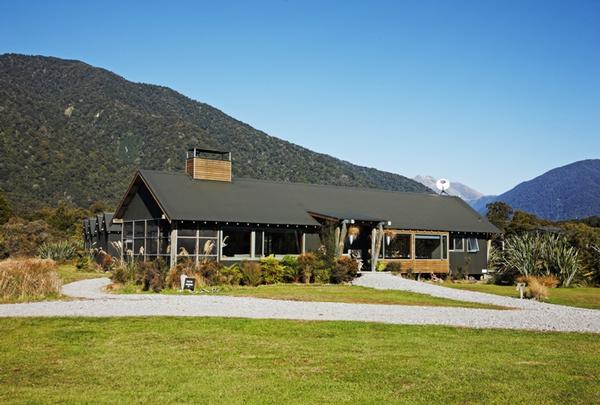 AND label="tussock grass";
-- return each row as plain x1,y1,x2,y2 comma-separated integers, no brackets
0,258,61,302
